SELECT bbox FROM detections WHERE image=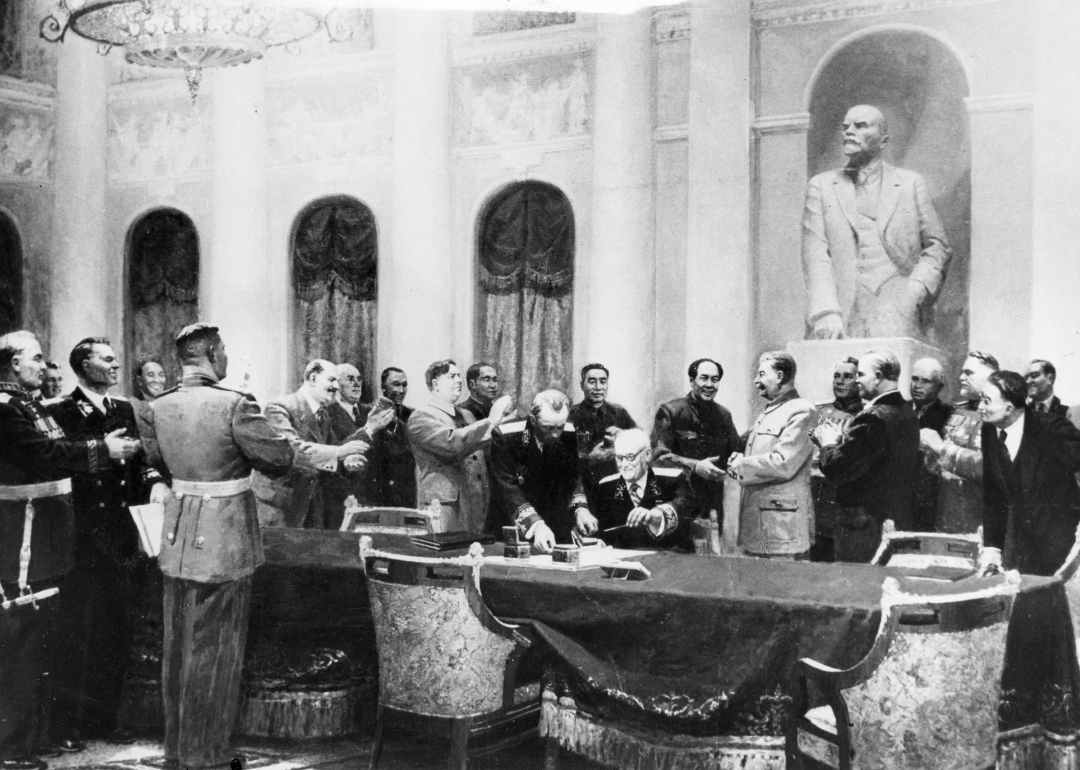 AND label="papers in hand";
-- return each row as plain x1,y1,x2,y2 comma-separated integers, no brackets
129,503,165,557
